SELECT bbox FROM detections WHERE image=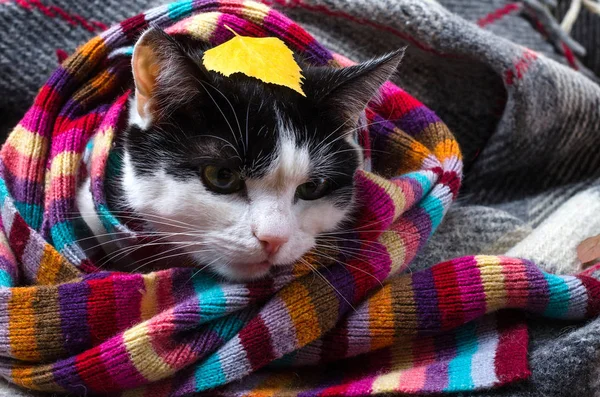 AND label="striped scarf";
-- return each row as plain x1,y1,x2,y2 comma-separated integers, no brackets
0,1,598,396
